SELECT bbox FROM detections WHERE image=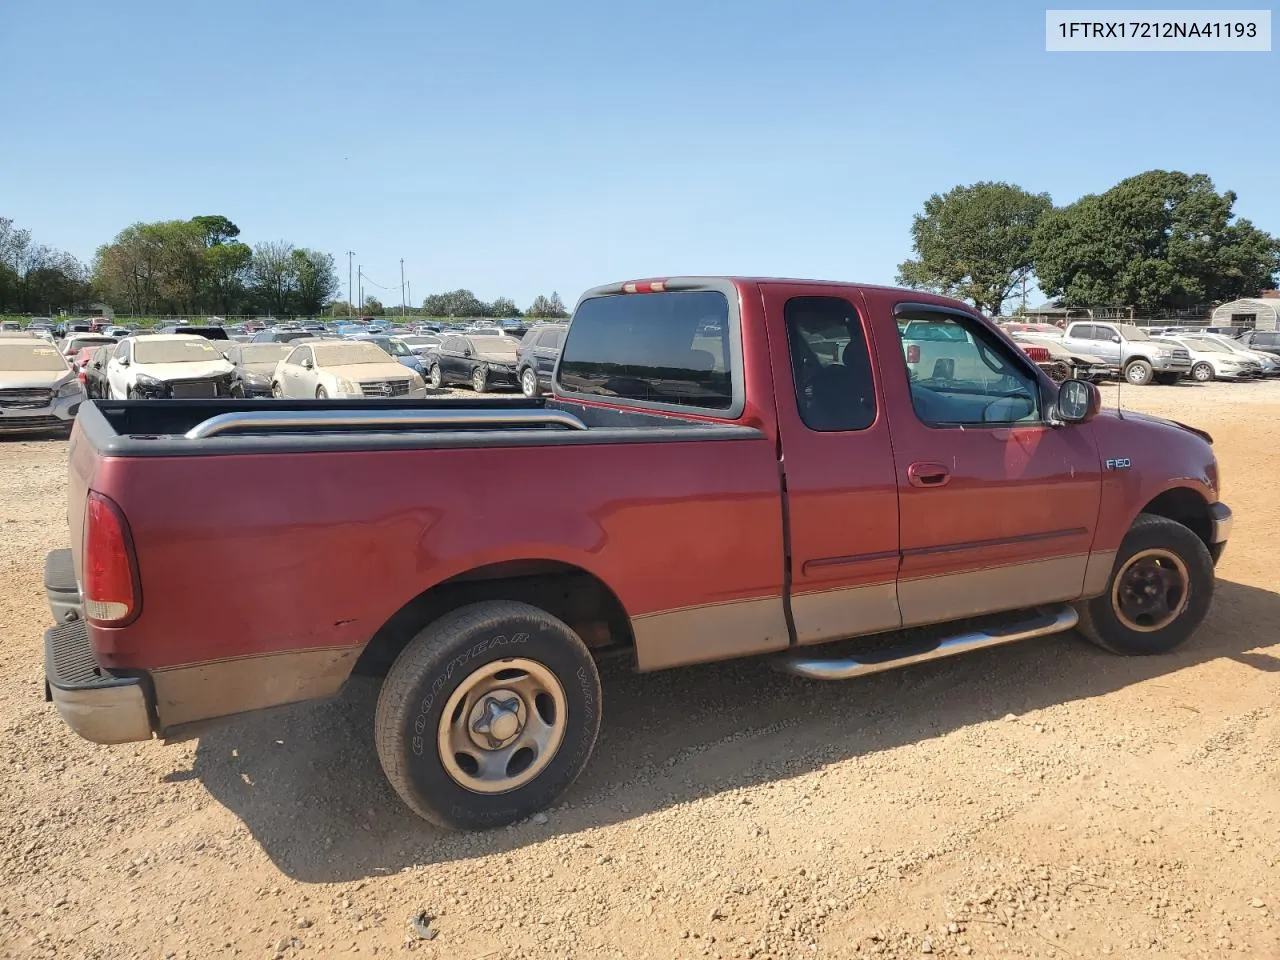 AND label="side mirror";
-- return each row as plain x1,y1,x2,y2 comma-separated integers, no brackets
1111,335,1121,343
302,359,314,369
119,357,130,367
1057,378,1101,424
